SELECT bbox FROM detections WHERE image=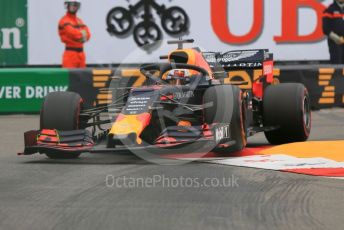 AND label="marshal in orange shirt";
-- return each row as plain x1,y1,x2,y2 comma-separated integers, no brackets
58,12,91,68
